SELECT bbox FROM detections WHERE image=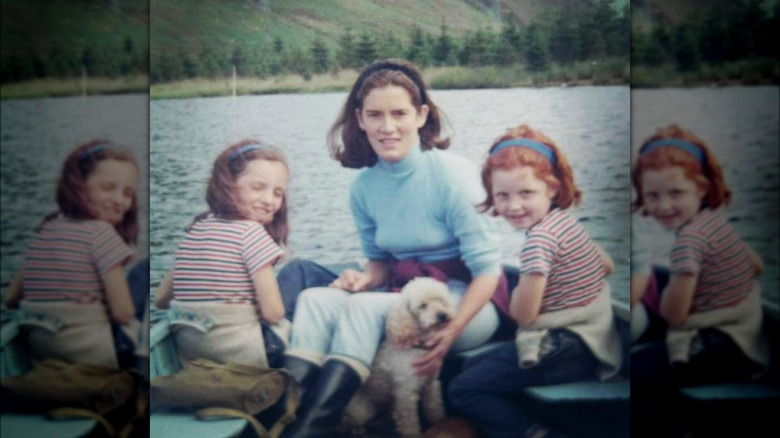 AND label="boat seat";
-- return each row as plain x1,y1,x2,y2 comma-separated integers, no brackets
151,412,248,438
524,378,629,403
525,302,632,405
678,382,780,401
0,413,97,438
